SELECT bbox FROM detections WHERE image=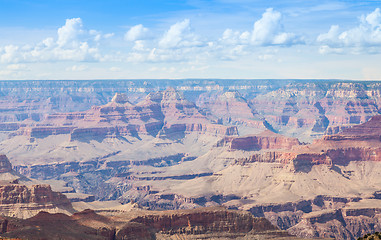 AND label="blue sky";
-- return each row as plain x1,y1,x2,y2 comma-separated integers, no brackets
0,0,381,80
